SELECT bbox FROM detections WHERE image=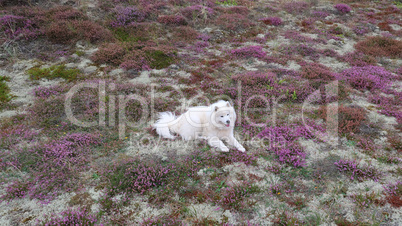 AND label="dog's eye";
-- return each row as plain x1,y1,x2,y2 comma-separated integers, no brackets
227,114,229,116
220,116,223,117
